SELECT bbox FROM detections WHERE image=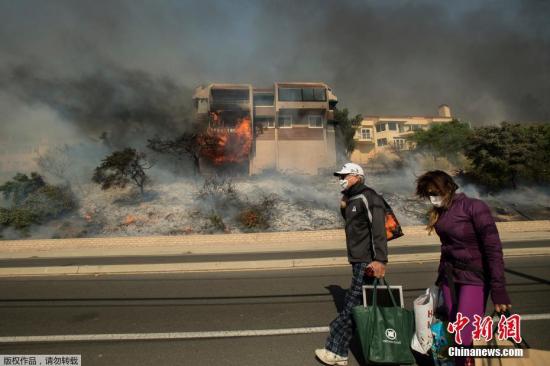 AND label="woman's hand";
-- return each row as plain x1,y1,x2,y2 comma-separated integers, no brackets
494,304,512,313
